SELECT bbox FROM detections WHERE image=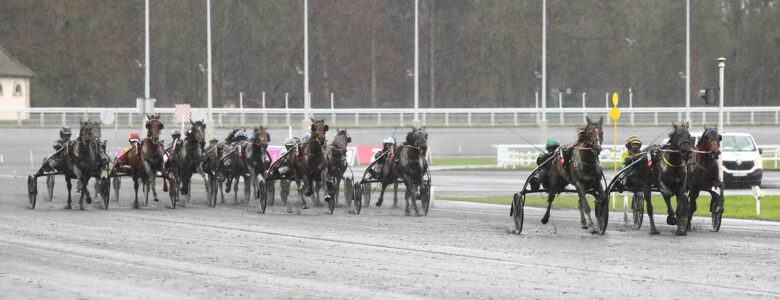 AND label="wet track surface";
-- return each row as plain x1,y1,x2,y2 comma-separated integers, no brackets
2,174,780,299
